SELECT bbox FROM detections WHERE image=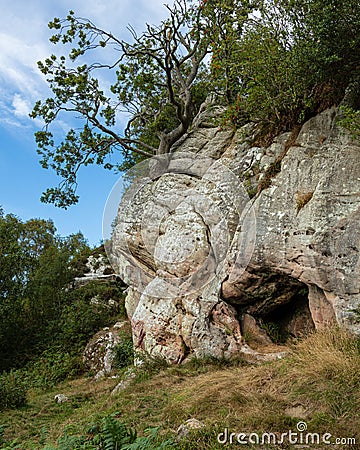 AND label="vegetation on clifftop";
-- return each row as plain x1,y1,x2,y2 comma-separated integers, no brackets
31,0,360,207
